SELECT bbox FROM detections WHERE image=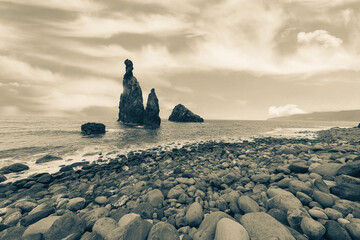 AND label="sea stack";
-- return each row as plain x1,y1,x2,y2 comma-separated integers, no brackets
118,59,145,125
144,88,161,128
168,104,204,122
